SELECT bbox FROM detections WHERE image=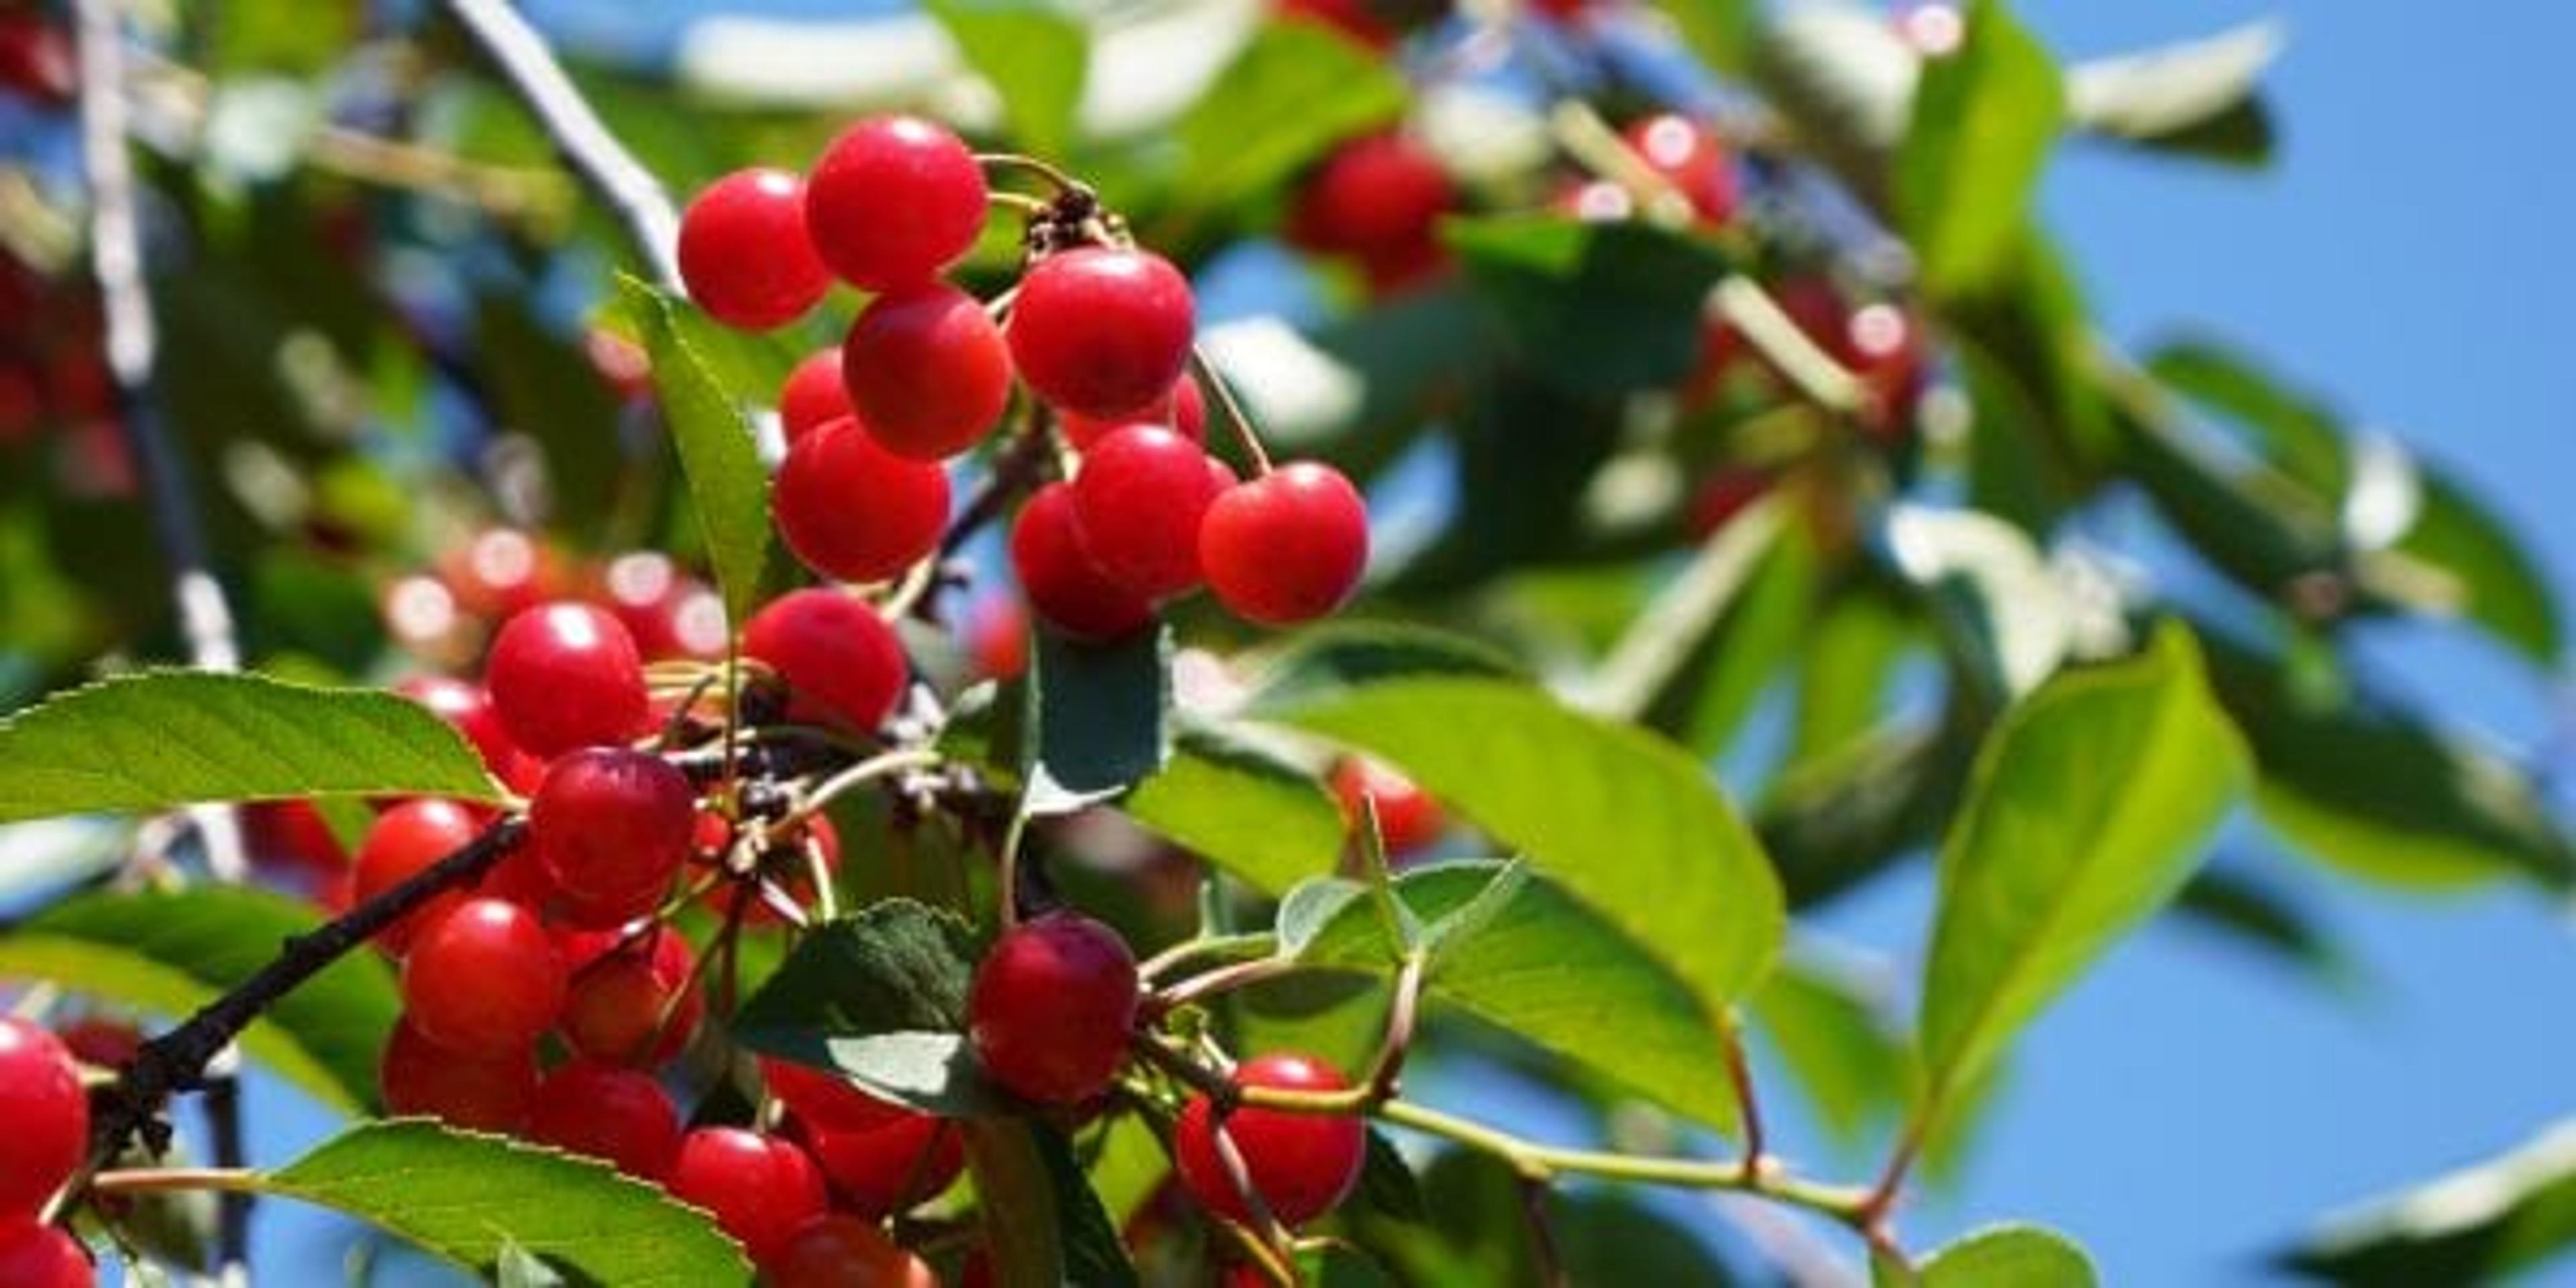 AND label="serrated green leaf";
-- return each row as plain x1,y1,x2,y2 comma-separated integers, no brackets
964,1120,1138,1288
926,0,1087,157
1918,1223,2098,1287
1175,23,1405,212
0,670,500,824
0,888,400,1114
617,274,773,625
1265,678,1785,1032
253,1122,752,1285
1244,622,1525,712
733,900,1006,1117
1895,0,2065,299
1445,217,1733,400
1026,624,1171,814
1123,723,1343,896
1918,625,2249,1115
2280,1116,2576,1286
